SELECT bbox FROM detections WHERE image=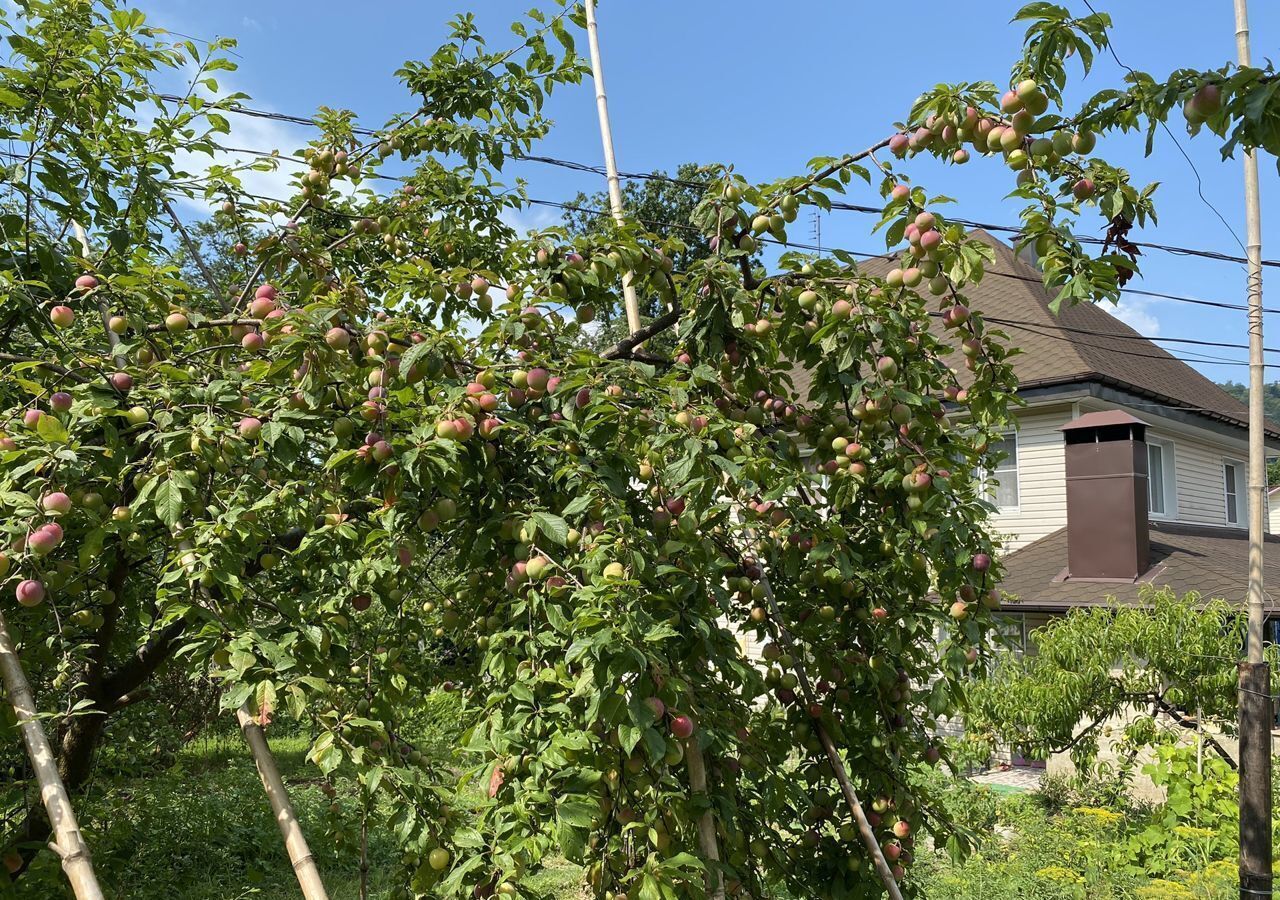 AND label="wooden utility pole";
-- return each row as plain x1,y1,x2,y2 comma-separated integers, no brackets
1235,1,1272,897
583,0,643,336
0,612,104,900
